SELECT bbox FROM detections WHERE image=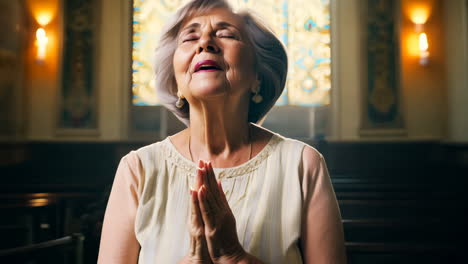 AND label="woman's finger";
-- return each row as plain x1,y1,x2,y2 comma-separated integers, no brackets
201,161,212,190
189,189,212,262
198,185,217,229
204,162,223,208
205,161,221,198
207,162,226,209
217,180,229,206
190,189,203,229
195,160,205,190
